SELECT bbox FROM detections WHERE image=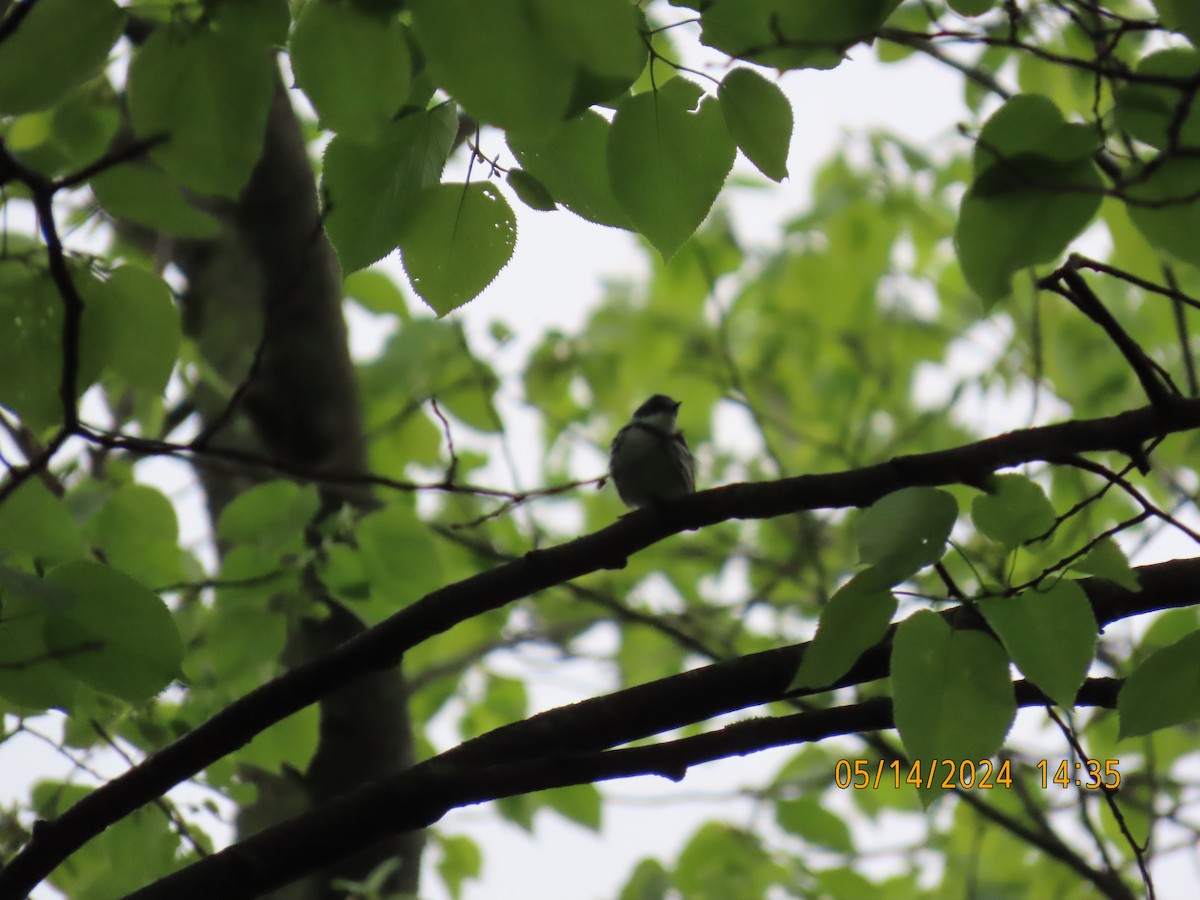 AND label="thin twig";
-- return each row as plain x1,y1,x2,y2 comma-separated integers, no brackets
1045,706,1155,899
90,721,210,859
